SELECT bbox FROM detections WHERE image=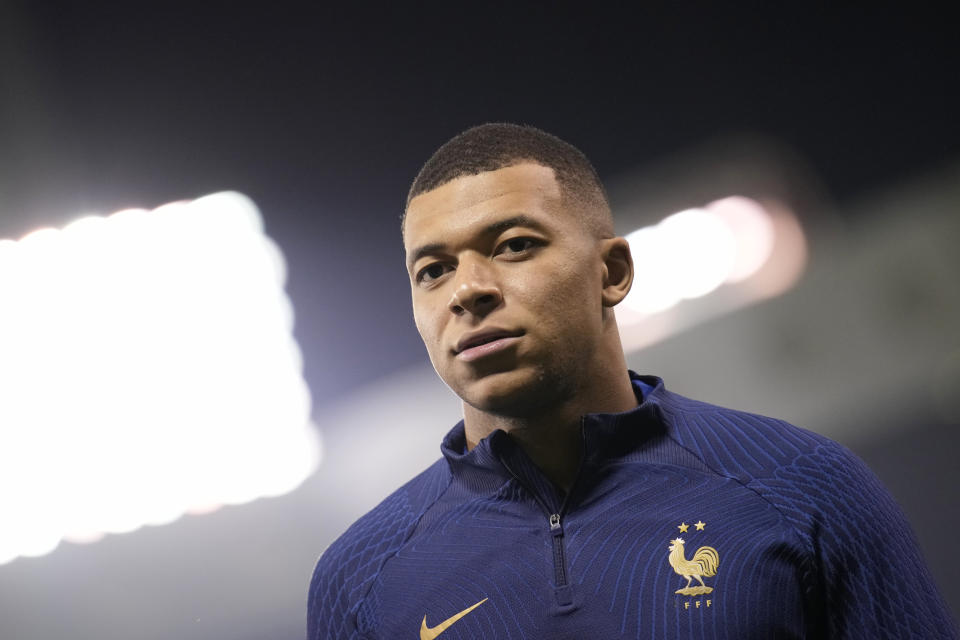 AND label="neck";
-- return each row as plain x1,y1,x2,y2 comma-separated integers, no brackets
464,399,586,492
462,341,637,493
